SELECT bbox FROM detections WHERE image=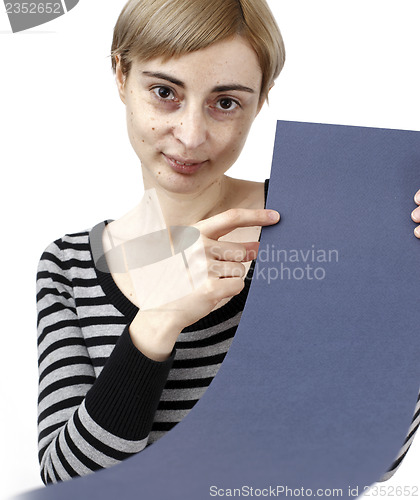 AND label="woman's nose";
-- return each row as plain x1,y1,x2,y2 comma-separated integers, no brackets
172,106,208,150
